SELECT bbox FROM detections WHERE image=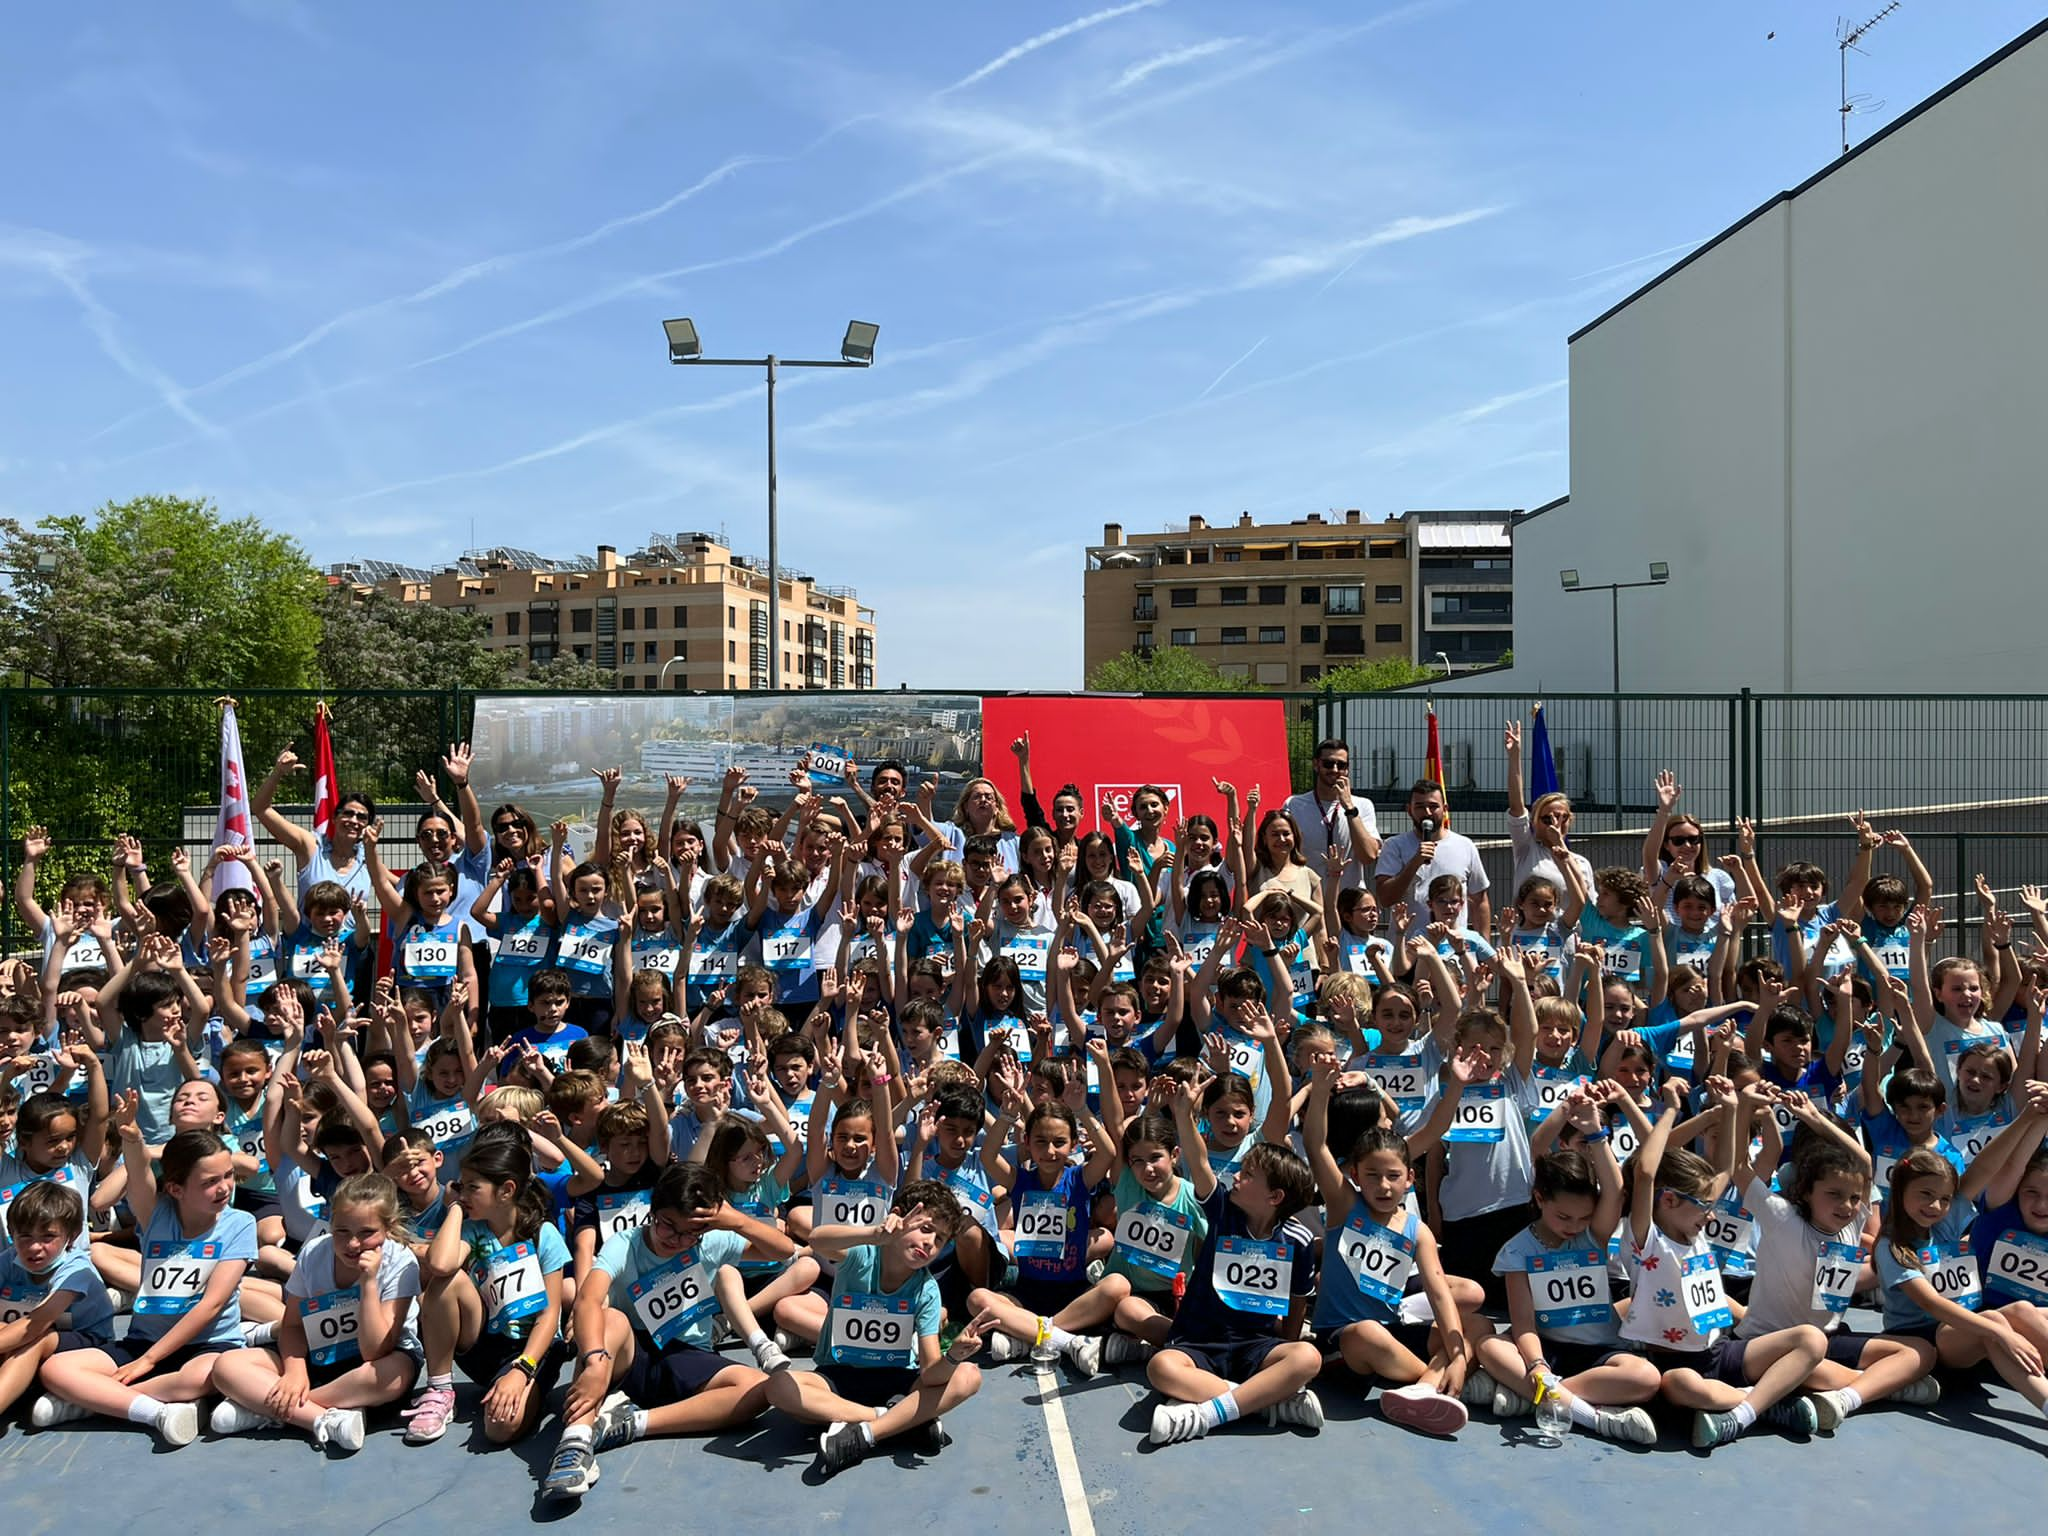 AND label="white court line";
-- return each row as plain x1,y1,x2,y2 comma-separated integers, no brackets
1034,1364,1098,1536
